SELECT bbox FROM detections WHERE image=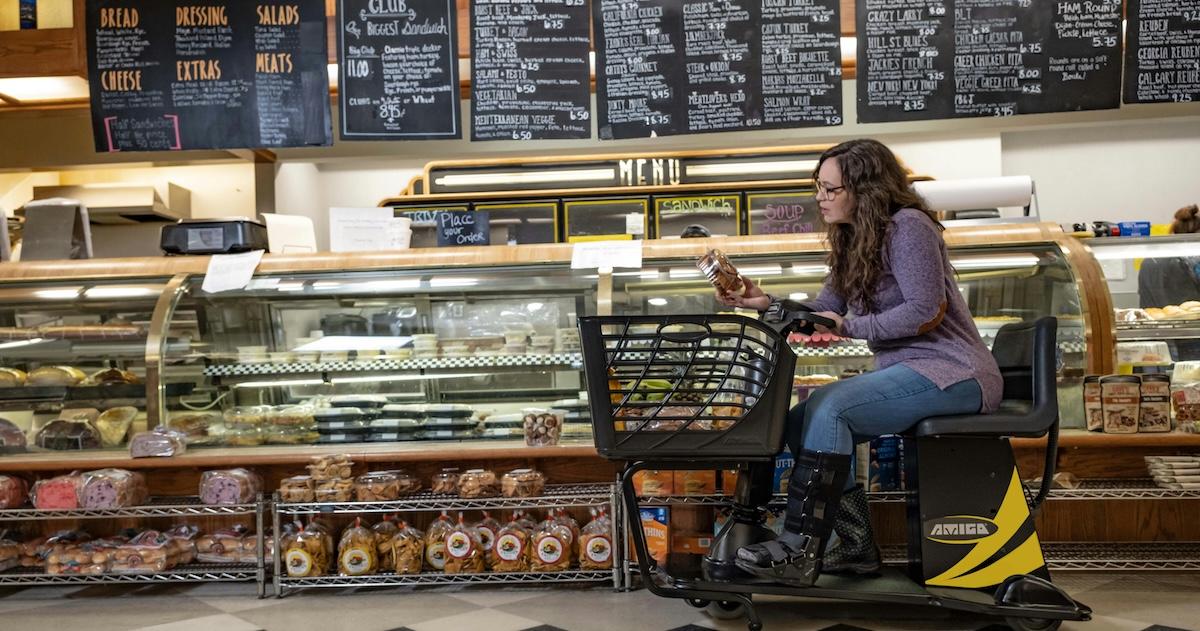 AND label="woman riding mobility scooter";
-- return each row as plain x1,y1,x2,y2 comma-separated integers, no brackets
579,303,1091,631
